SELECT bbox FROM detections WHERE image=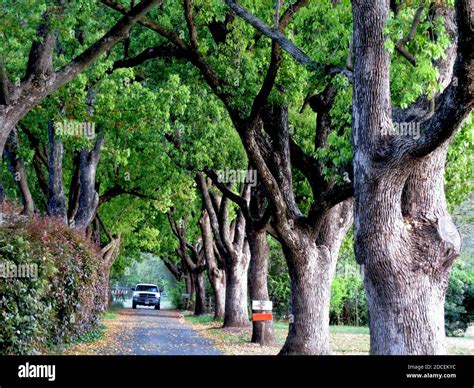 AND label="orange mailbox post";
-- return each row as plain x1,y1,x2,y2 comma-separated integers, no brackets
252,300,273,345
